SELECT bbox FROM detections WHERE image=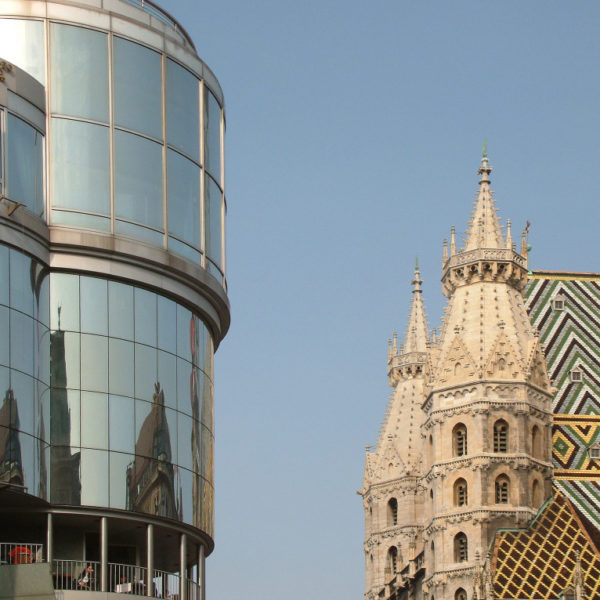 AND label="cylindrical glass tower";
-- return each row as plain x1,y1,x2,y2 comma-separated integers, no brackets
0,2,228,597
